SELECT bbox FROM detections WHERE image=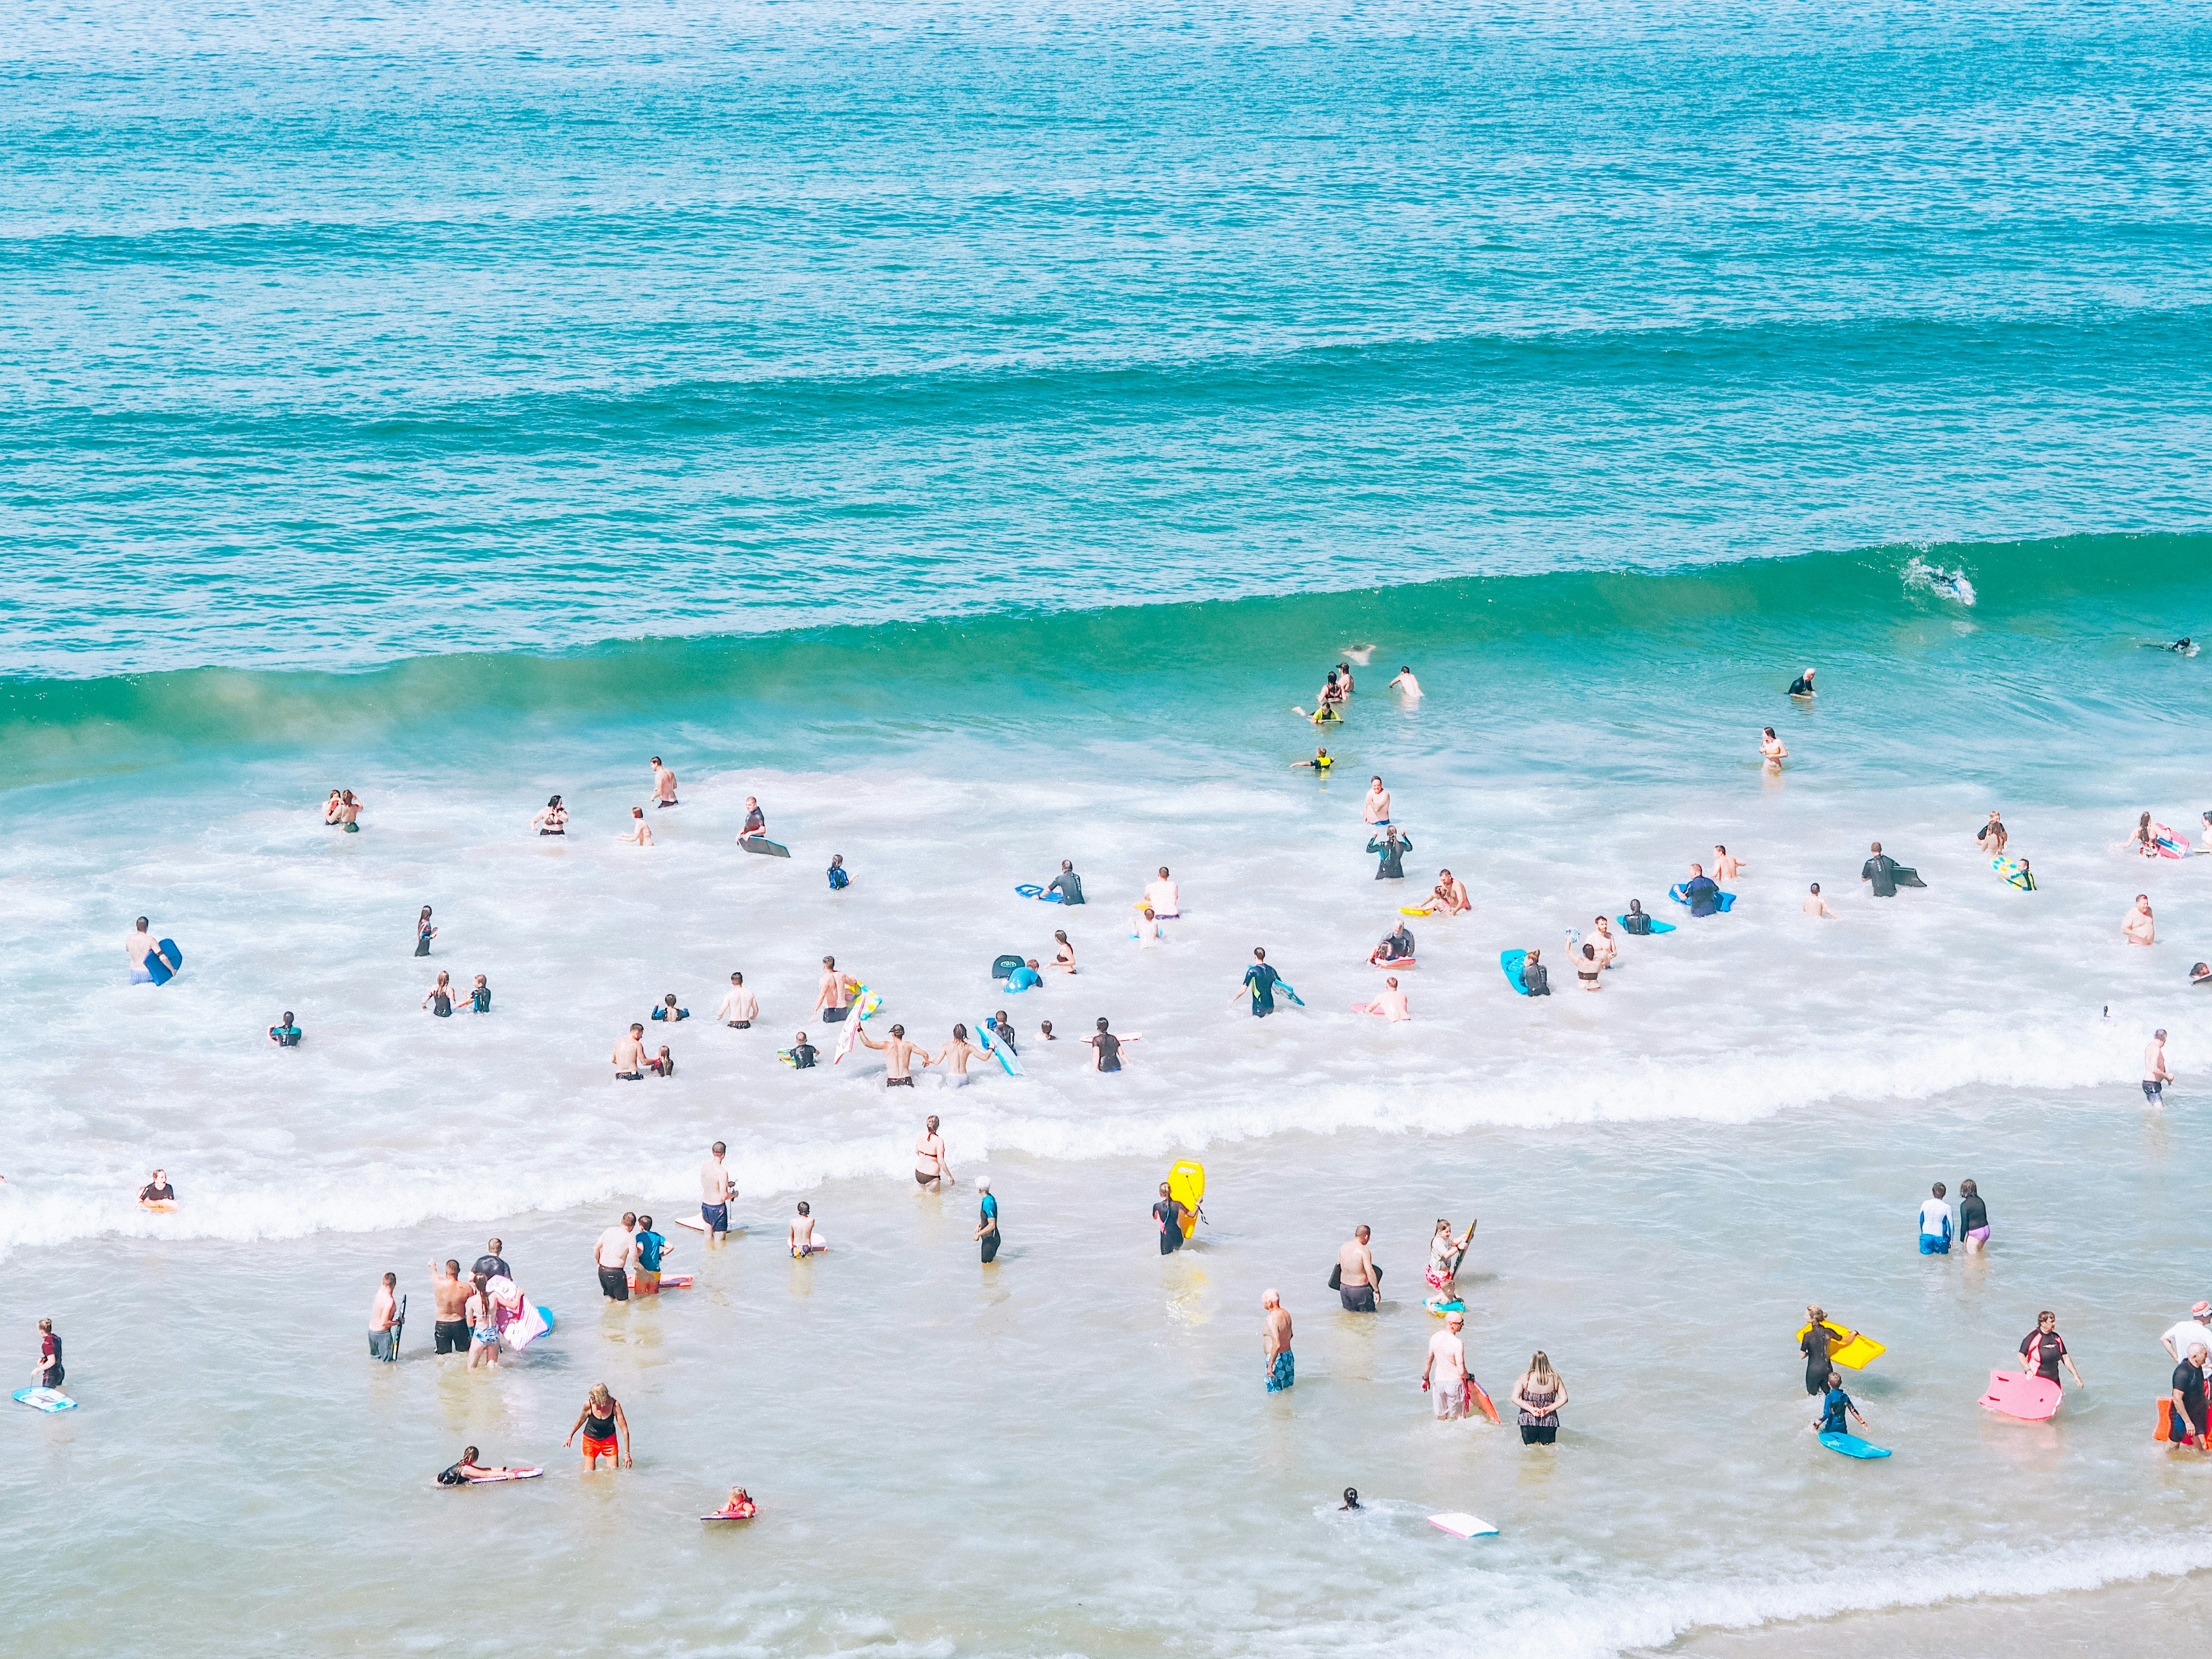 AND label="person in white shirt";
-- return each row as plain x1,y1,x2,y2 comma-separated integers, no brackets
594,1213,637,1301
2162,1302,2212,1365
1917,1182,1953,1255
713,972,758,1028
1422,1311,1469,1419
1144,867,1180,918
